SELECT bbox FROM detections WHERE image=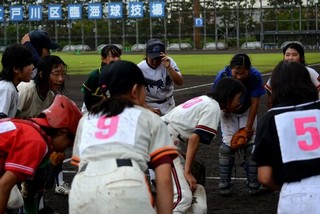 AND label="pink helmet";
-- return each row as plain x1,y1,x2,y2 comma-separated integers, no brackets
31,95,82,135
